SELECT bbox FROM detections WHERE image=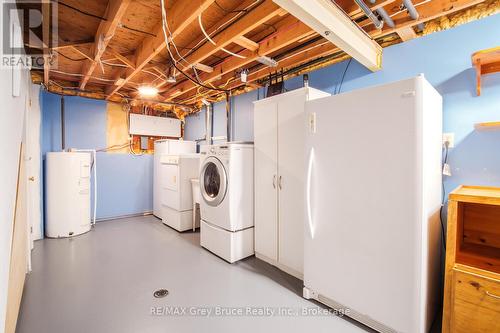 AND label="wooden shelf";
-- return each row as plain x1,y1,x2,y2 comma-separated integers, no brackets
474,121,500,130
472,46,500,96
449,185,500,205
